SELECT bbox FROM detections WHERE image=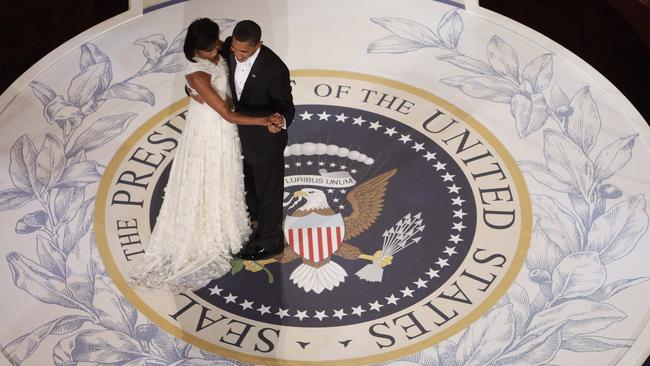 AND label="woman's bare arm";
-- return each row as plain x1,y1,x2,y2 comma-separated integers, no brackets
186,71,268,126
